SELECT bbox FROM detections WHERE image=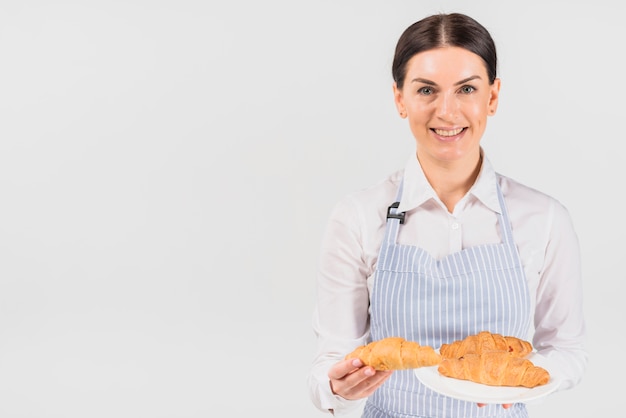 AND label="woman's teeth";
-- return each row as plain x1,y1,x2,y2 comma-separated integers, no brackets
434,128,464,137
